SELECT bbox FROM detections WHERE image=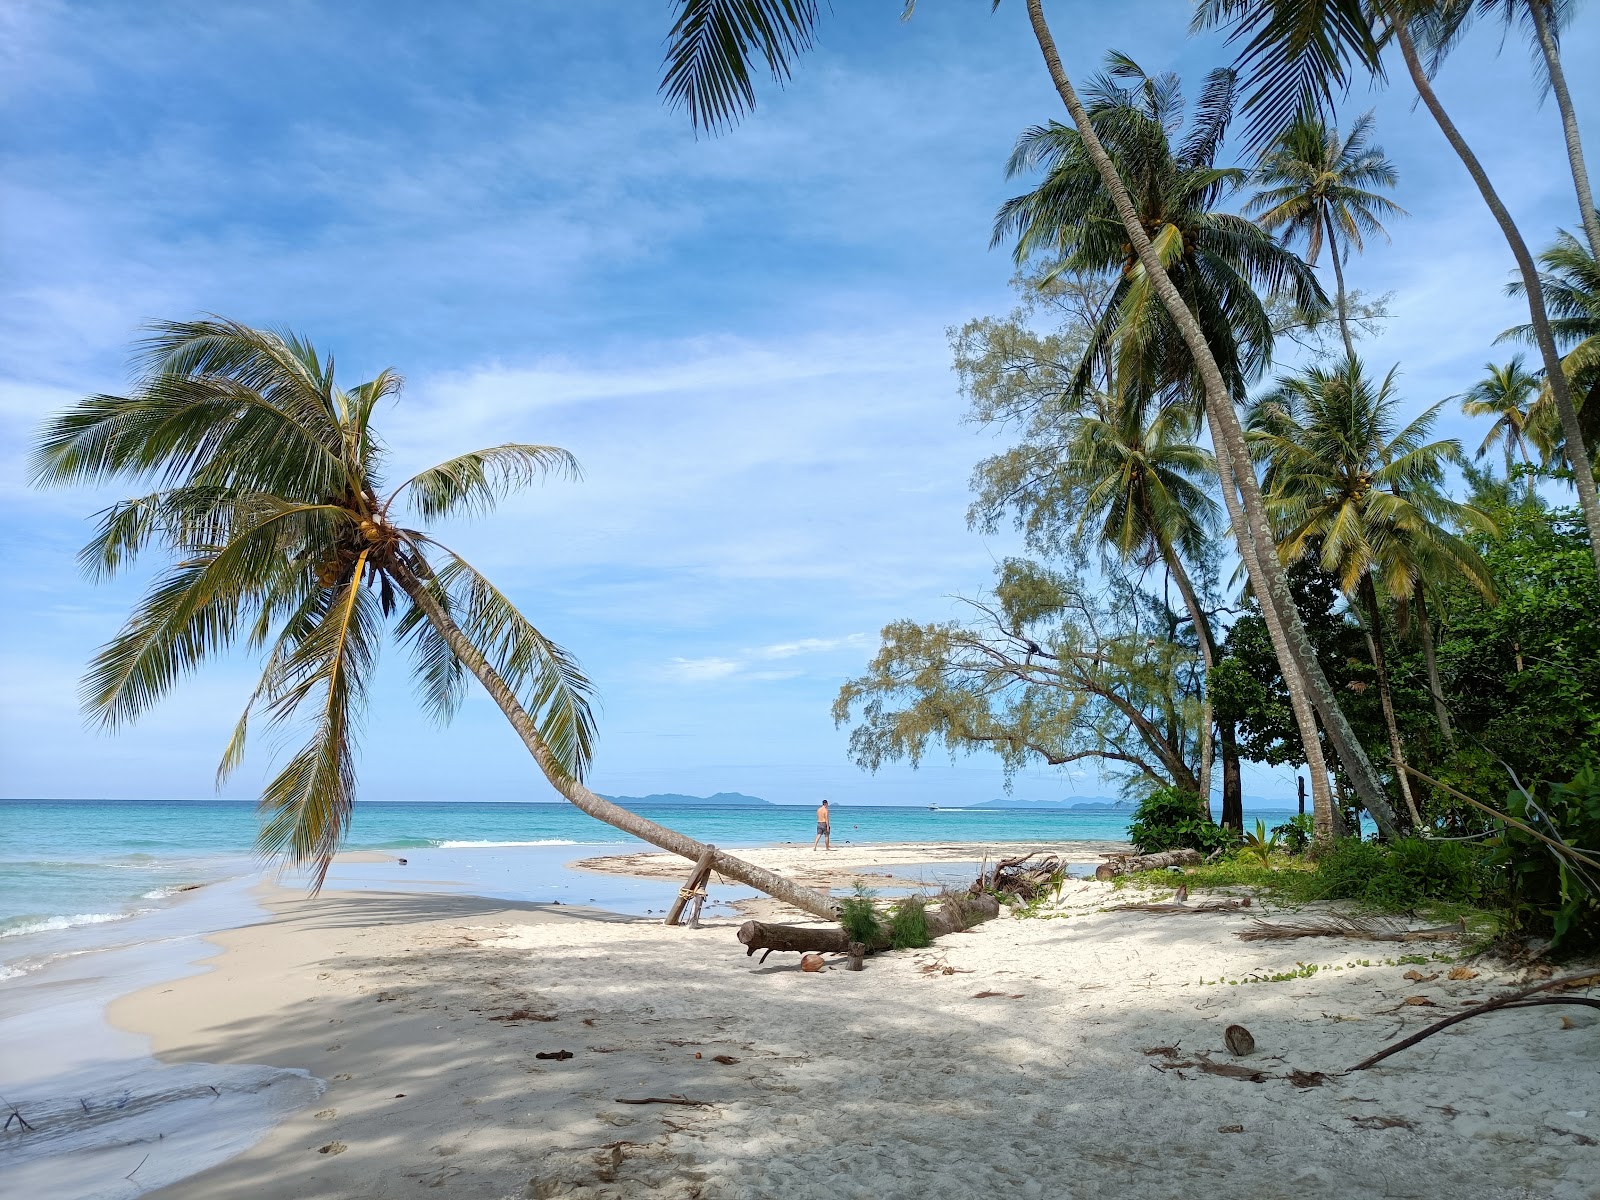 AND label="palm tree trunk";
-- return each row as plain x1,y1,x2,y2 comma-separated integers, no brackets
1527,0,1600,263
1414,581,1454,749
392,561,839,920
1391,17,1600,584
1360,575,1422,831
1324,209,1356,359
1156,537,1215,819
1024,0,1396,839
1219,720,1245,834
